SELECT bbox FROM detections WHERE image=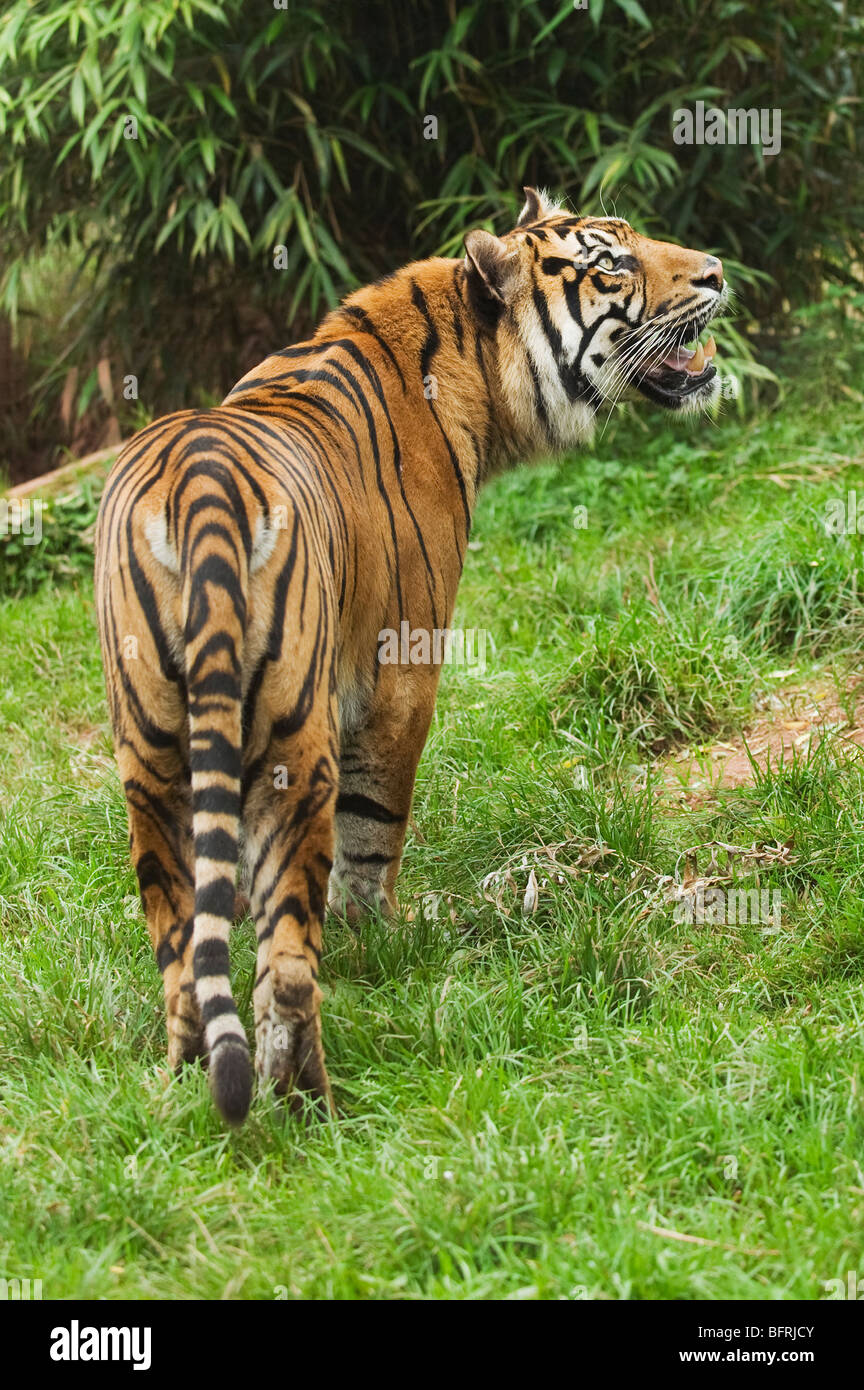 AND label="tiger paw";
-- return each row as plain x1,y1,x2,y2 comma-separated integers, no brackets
327,875,396,928
256,956,334,1116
